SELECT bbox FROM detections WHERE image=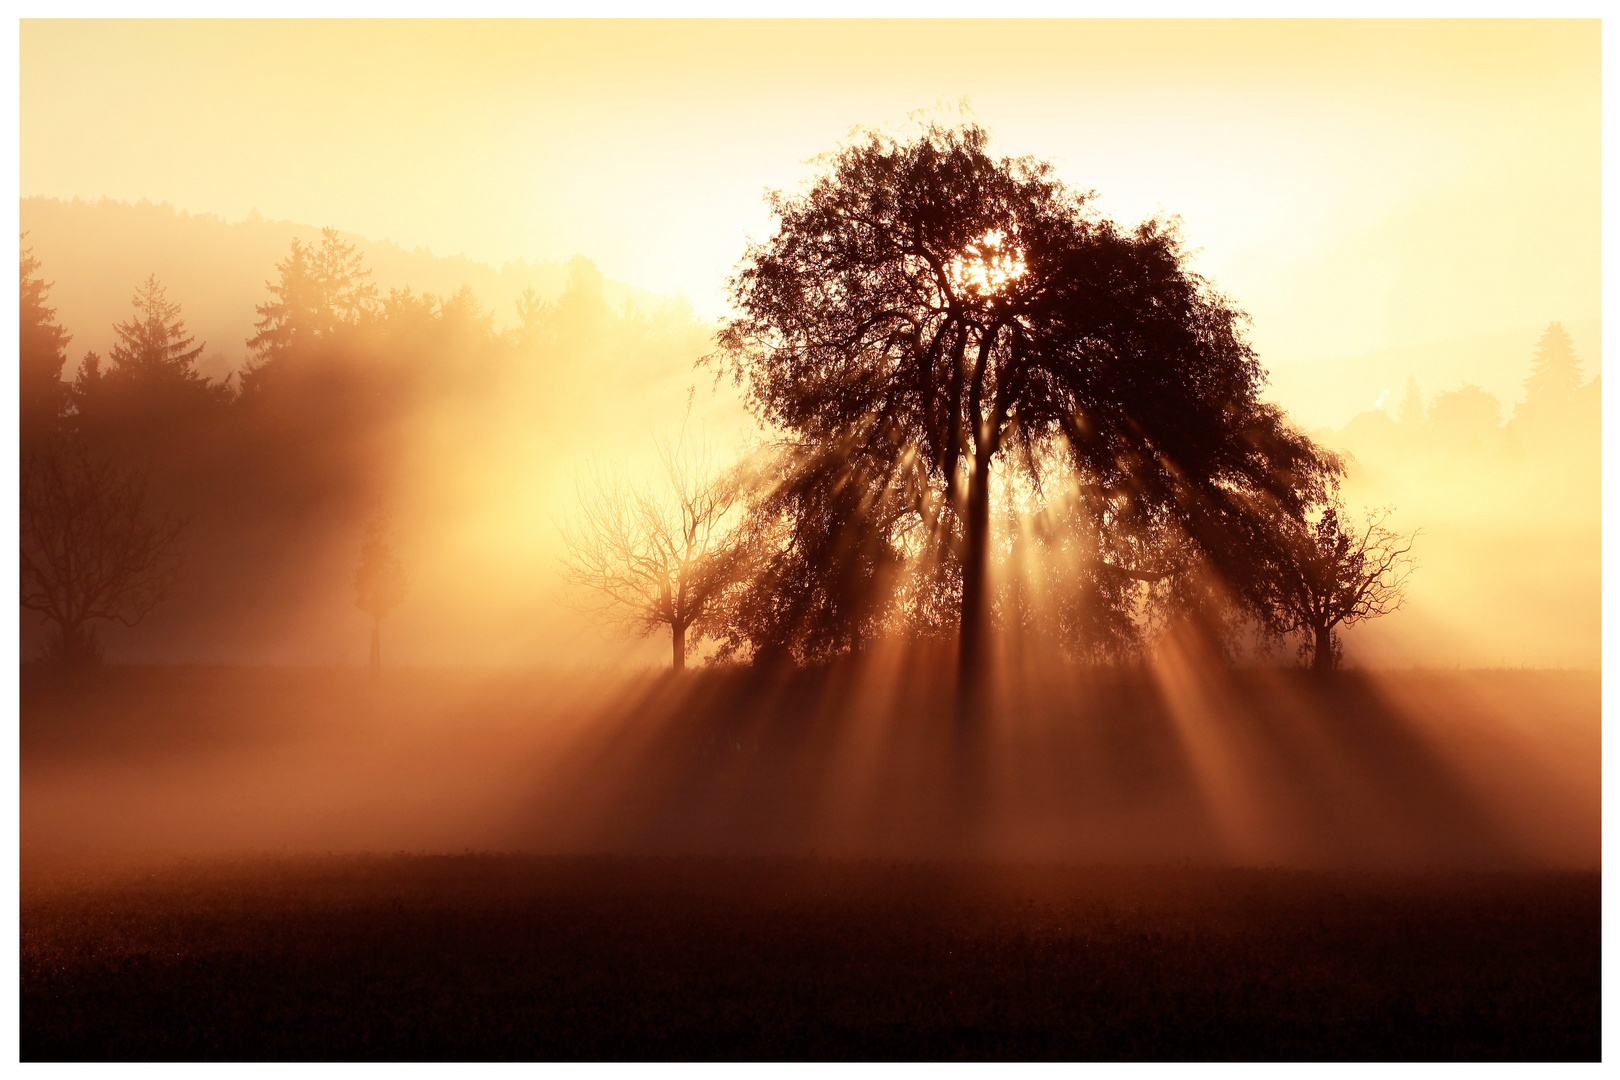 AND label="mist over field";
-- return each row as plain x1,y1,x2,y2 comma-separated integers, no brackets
21,664,1600,872
17,18,1600,1062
